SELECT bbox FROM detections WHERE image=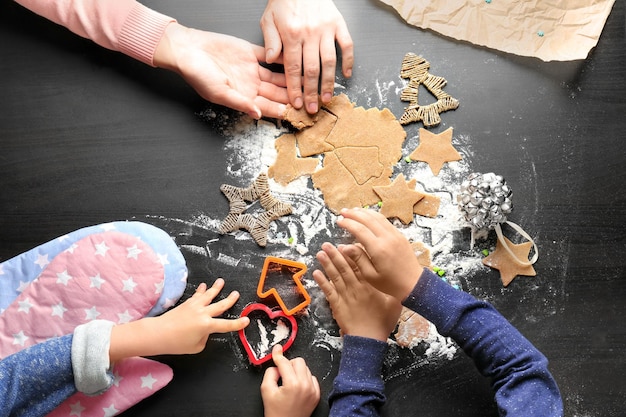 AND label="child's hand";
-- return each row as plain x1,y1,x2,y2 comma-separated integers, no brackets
154,278,250,355
260,345,320,417
109,278,249,362
313,243,402,341
336,208,424,301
